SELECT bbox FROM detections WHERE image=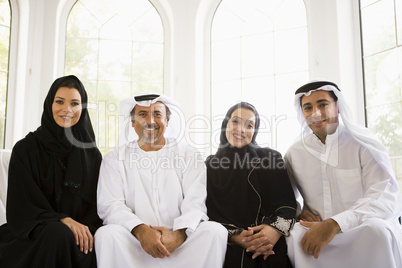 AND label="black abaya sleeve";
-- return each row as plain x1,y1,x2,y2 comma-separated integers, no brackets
257,149,297,236
78,149,103,234
6,139,69,239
